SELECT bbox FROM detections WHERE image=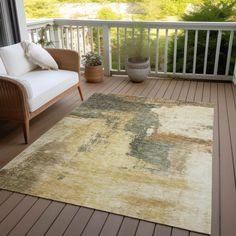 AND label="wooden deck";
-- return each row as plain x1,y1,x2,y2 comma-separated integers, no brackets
0,76,236,236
